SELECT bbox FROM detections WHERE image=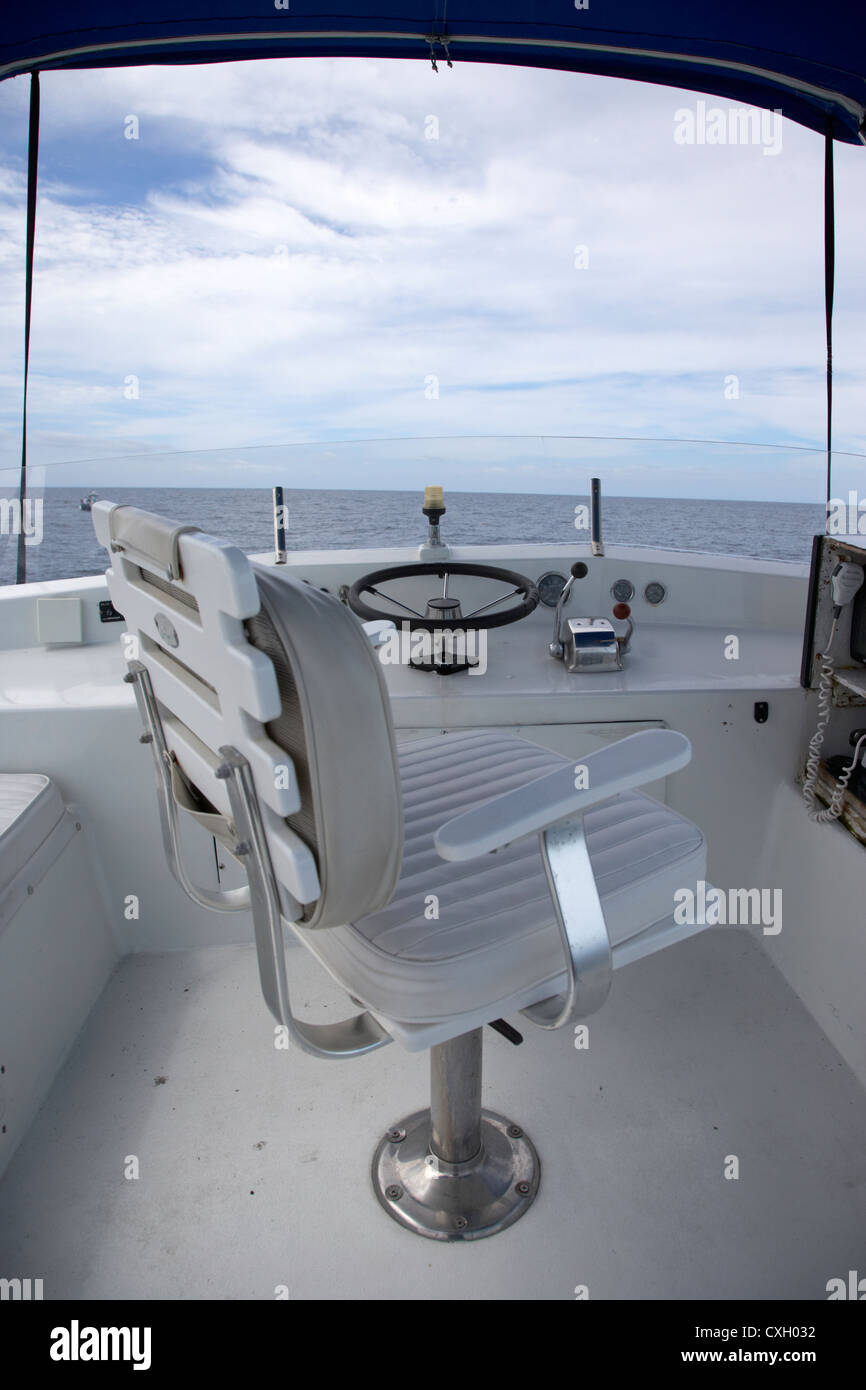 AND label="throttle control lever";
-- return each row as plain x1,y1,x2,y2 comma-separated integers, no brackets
549,562,588,658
